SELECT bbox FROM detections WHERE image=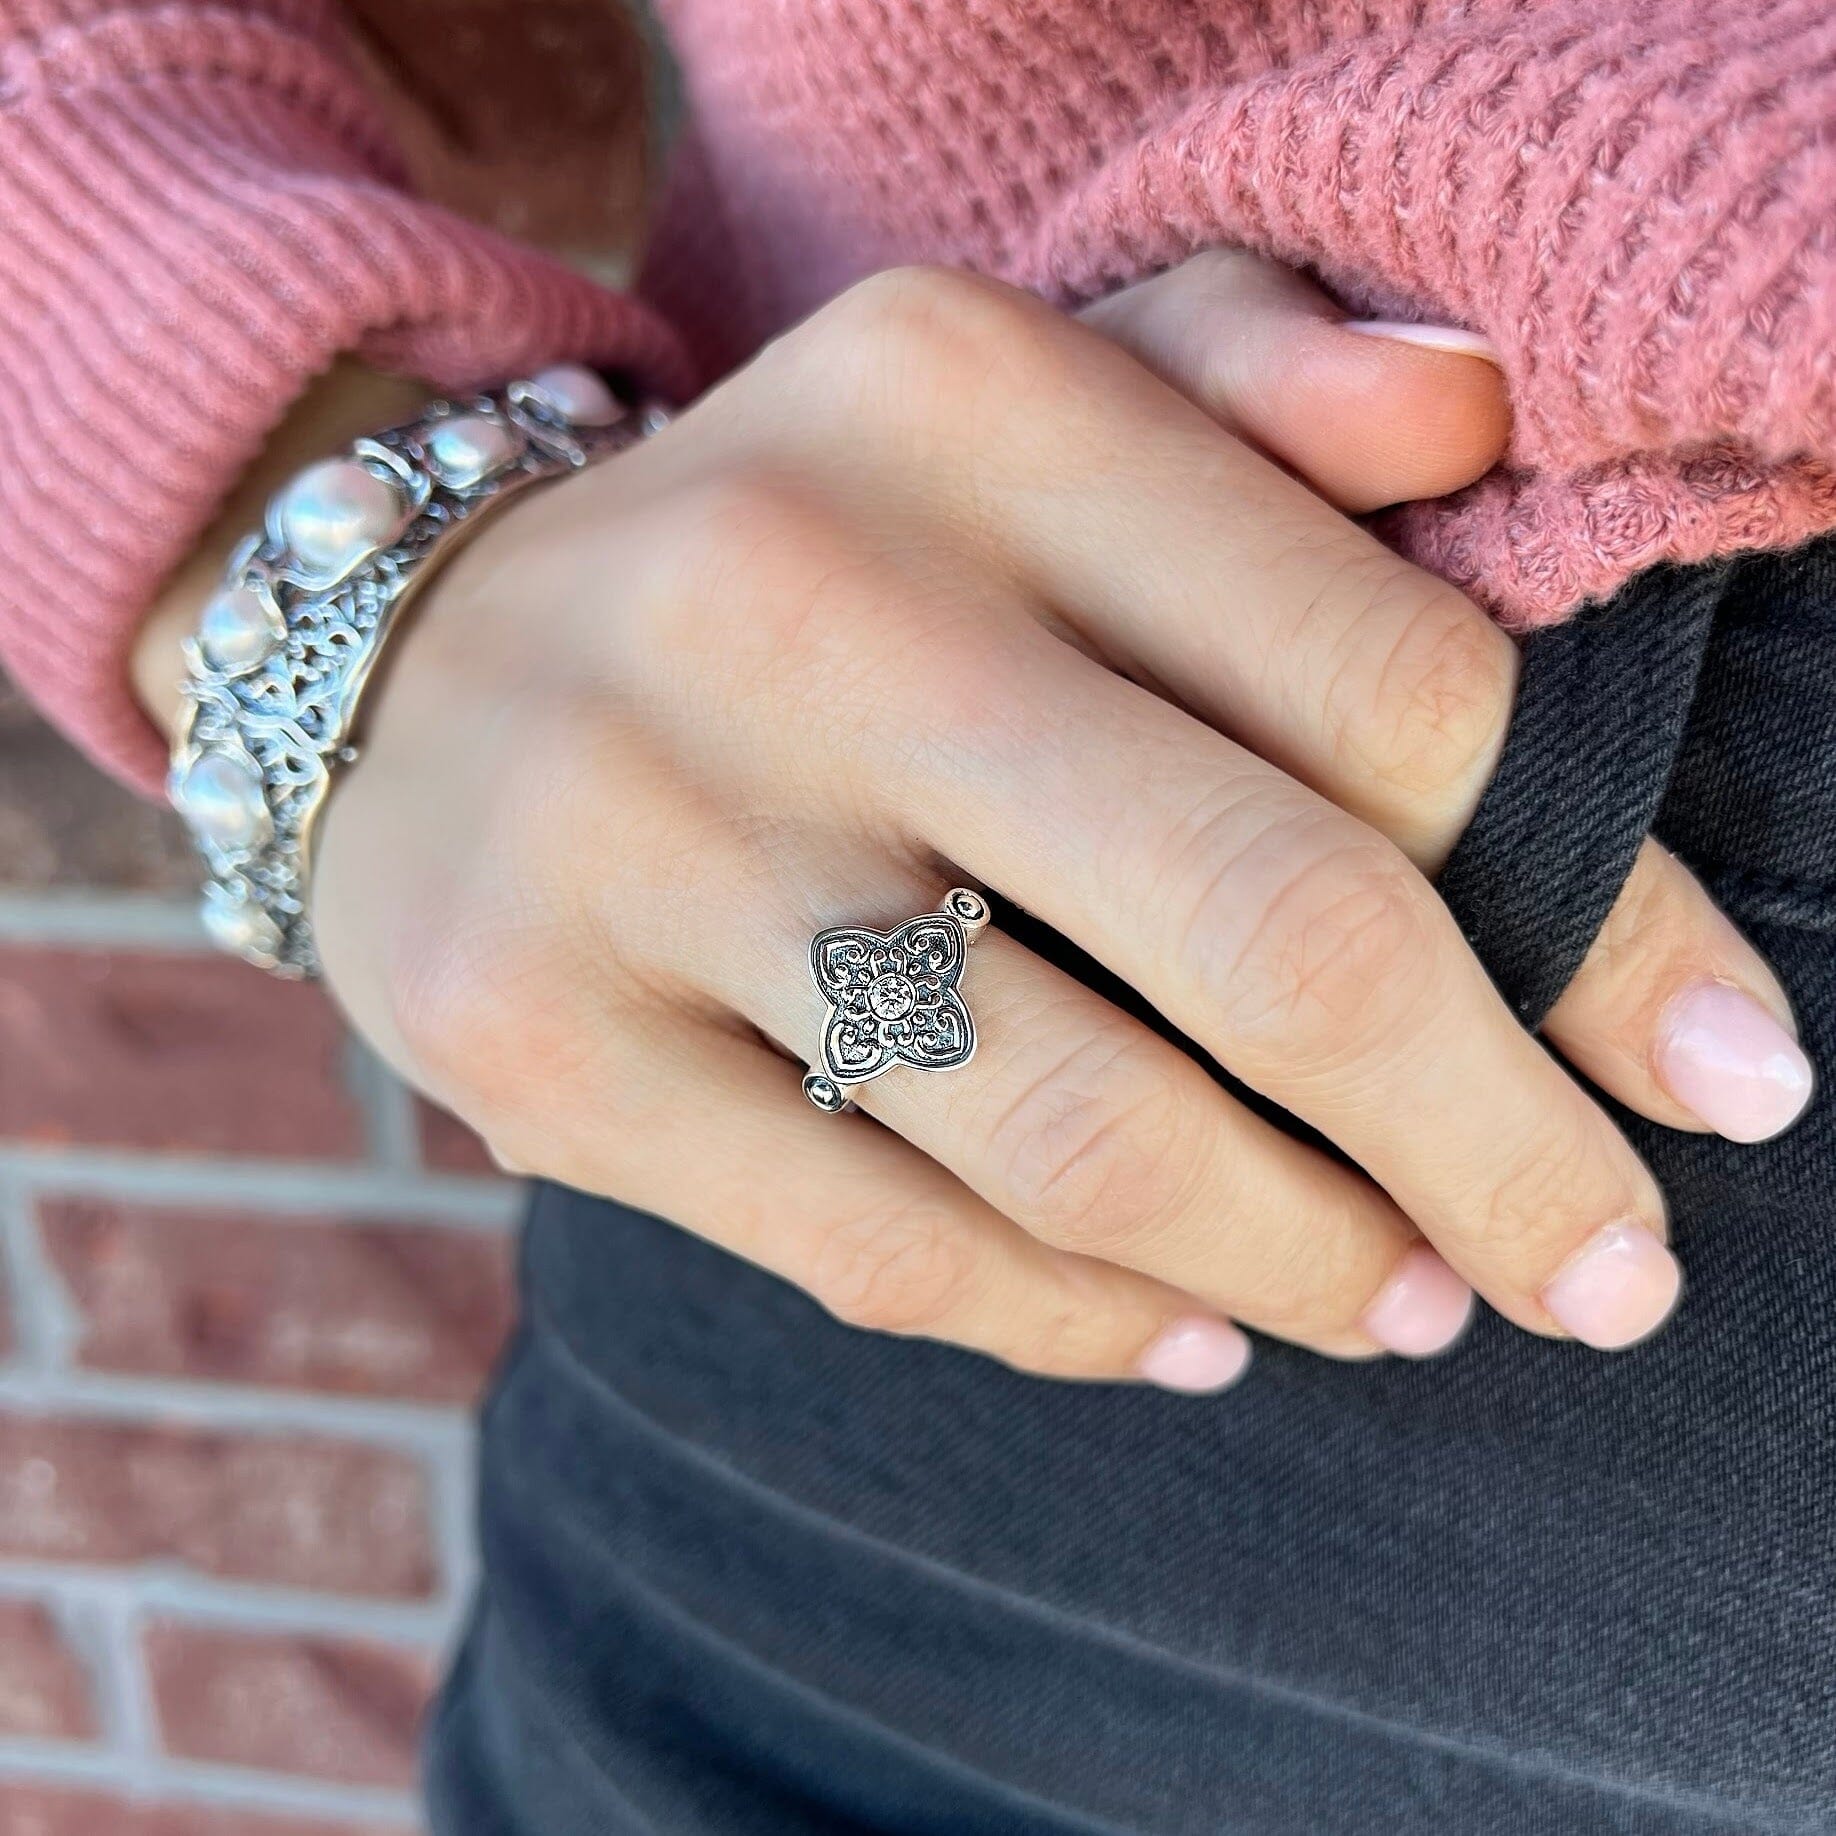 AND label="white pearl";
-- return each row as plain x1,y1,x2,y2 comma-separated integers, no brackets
272,459,405,577
528,363,622,427
424,412,521,486
200,886,282,961
176,750,271,854
196,581,280,674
